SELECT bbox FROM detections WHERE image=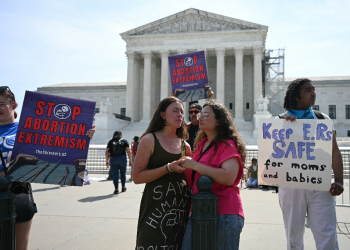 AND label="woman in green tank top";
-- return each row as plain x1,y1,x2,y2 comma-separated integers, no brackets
133,96,192,250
